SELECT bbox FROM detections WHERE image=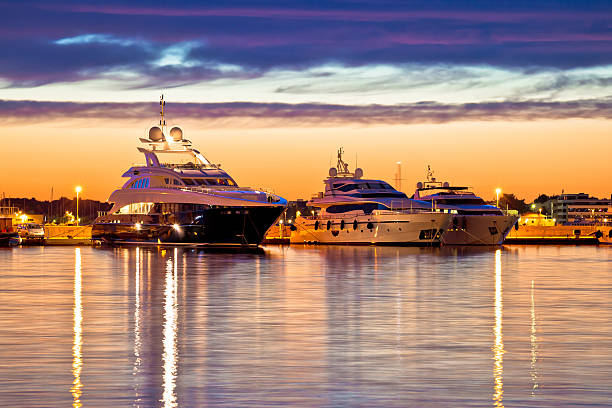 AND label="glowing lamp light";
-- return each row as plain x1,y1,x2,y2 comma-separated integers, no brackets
19,214,28,223
172,224,180,231
495,188,502,208
75,186,82,226
135,222,141,231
